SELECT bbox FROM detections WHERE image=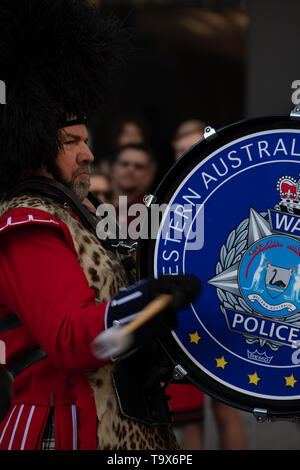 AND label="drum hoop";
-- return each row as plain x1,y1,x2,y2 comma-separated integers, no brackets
138,114,300,416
